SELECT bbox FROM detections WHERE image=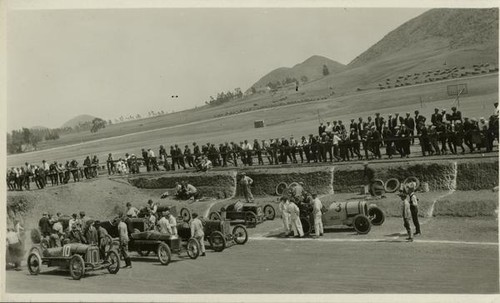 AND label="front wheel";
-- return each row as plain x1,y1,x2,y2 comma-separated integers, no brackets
368,206,385,226
209,231,226,252
106,250,120,274
157,242,172,265
232,225,248,245
69,254,86,280
180,208,191,222
263,205,276,220
27,252,42,275
353,214,371,234
186,238,201,259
